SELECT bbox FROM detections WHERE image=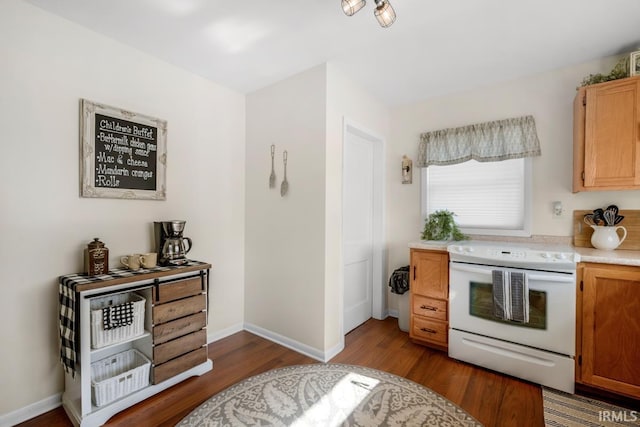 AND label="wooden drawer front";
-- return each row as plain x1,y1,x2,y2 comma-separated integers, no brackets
412,295,447,321
154,329,206,365
154,312,206,345
153,294,205,324
154,276,203,304
412,317,448,345
153,347,208,384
